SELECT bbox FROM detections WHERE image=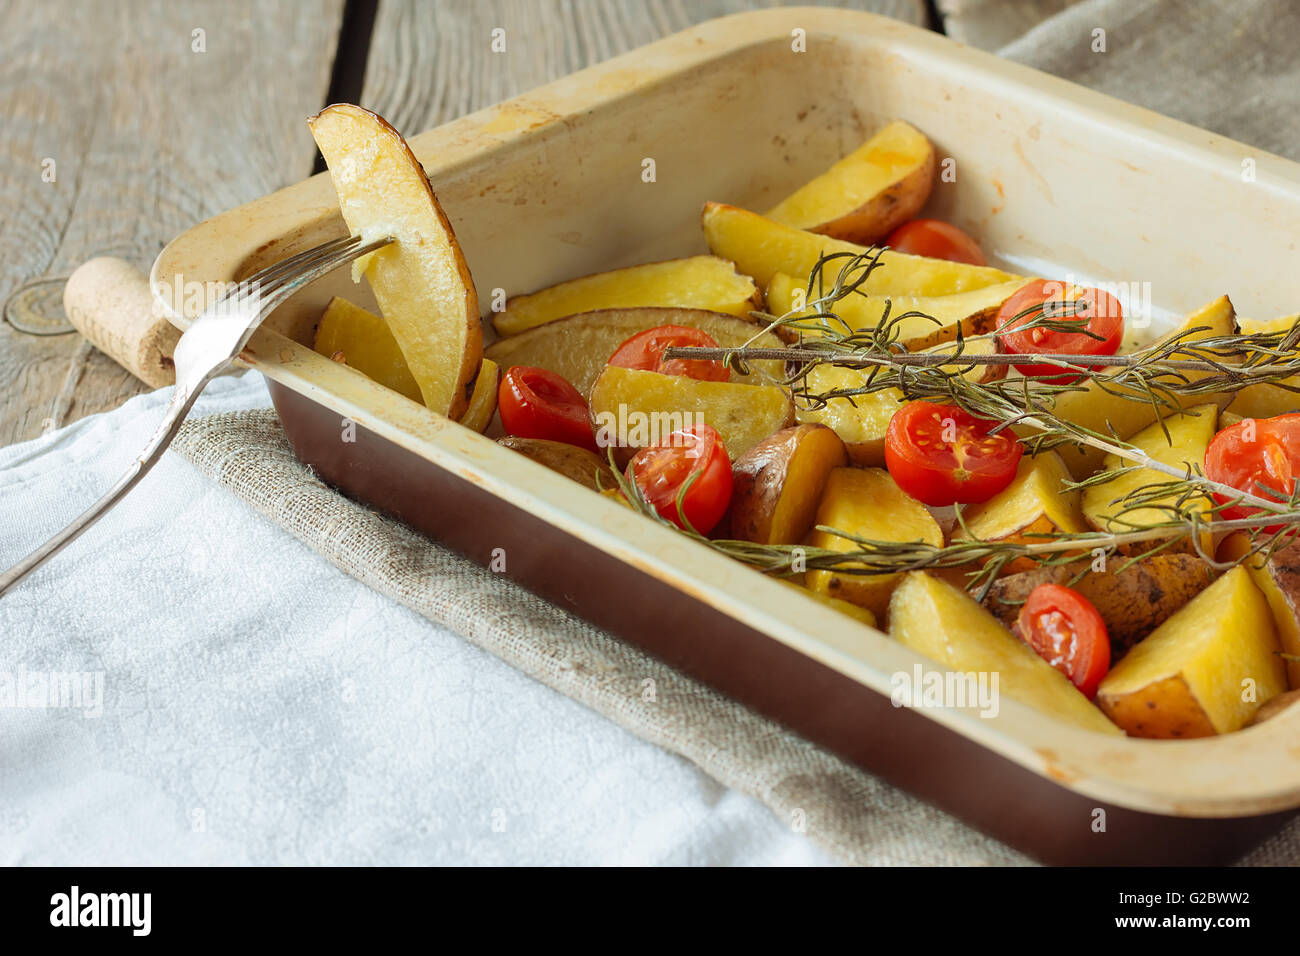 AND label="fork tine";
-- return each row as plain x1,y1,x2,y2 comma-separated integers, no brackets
199,235,362,316
257,235,391,306
245,234,360,288
249,234,380,303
